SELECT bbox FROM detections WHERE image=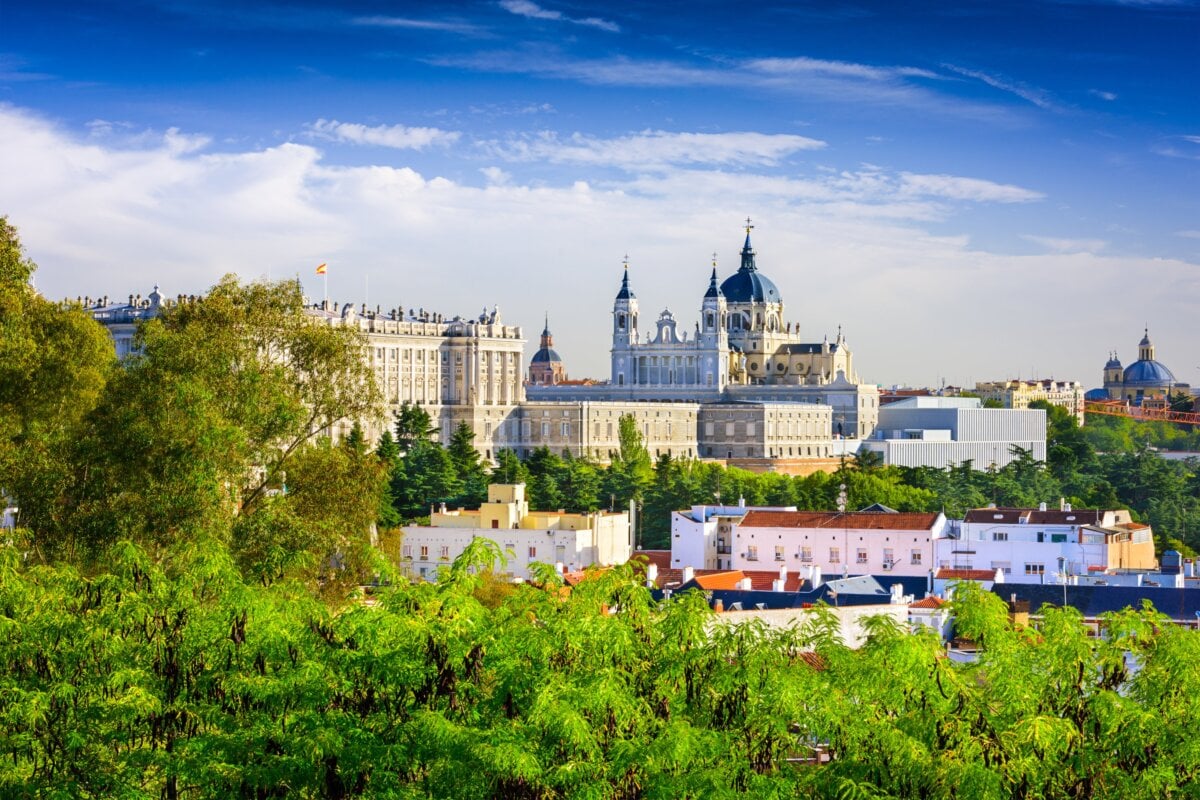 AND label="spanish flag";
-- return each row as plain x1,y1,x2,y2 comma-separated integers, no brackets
315,263,327,275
